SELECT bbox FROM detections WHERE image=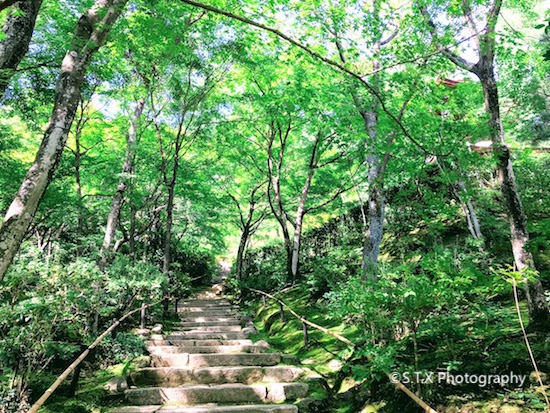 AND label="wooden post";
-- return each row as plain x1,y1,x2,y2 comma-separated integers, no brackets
279,302,285,322
302,317,309,347
262,296,266,308
174,298,179,316
140,303,146,329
